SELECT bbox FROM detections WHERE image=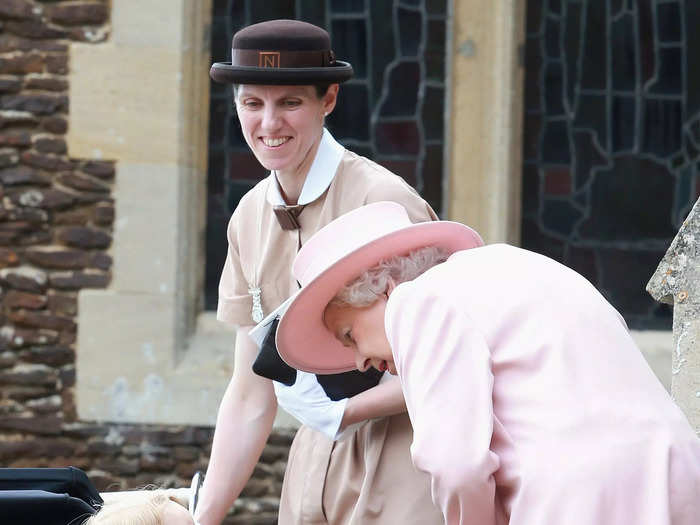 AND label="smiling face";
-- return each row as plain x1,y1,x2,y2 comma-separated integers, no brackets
235,84,338,179
323,298,396,374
